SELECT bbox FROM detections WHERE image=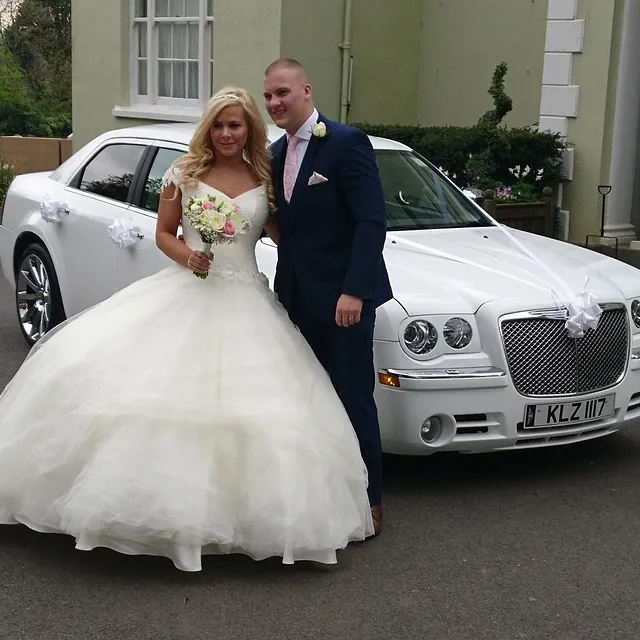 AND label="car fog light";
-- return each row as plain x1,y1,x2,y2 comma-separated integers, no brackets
420,416,443,444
